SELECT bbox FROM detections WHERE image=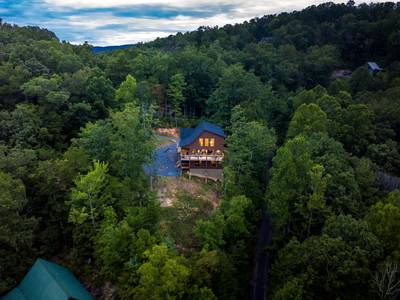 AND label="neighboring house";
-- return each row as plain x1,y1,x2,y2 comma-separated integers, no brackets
1,259,93,300
178,121,225,171
259,36,274,44
367,61,383,74
331,69,352,79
